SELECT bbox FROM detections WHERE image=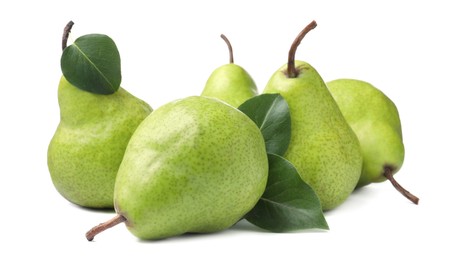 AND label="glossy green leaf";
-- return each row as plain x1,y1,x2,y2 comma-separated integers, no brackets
245,153,329,232
61,34,121,94
238,94,291,156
